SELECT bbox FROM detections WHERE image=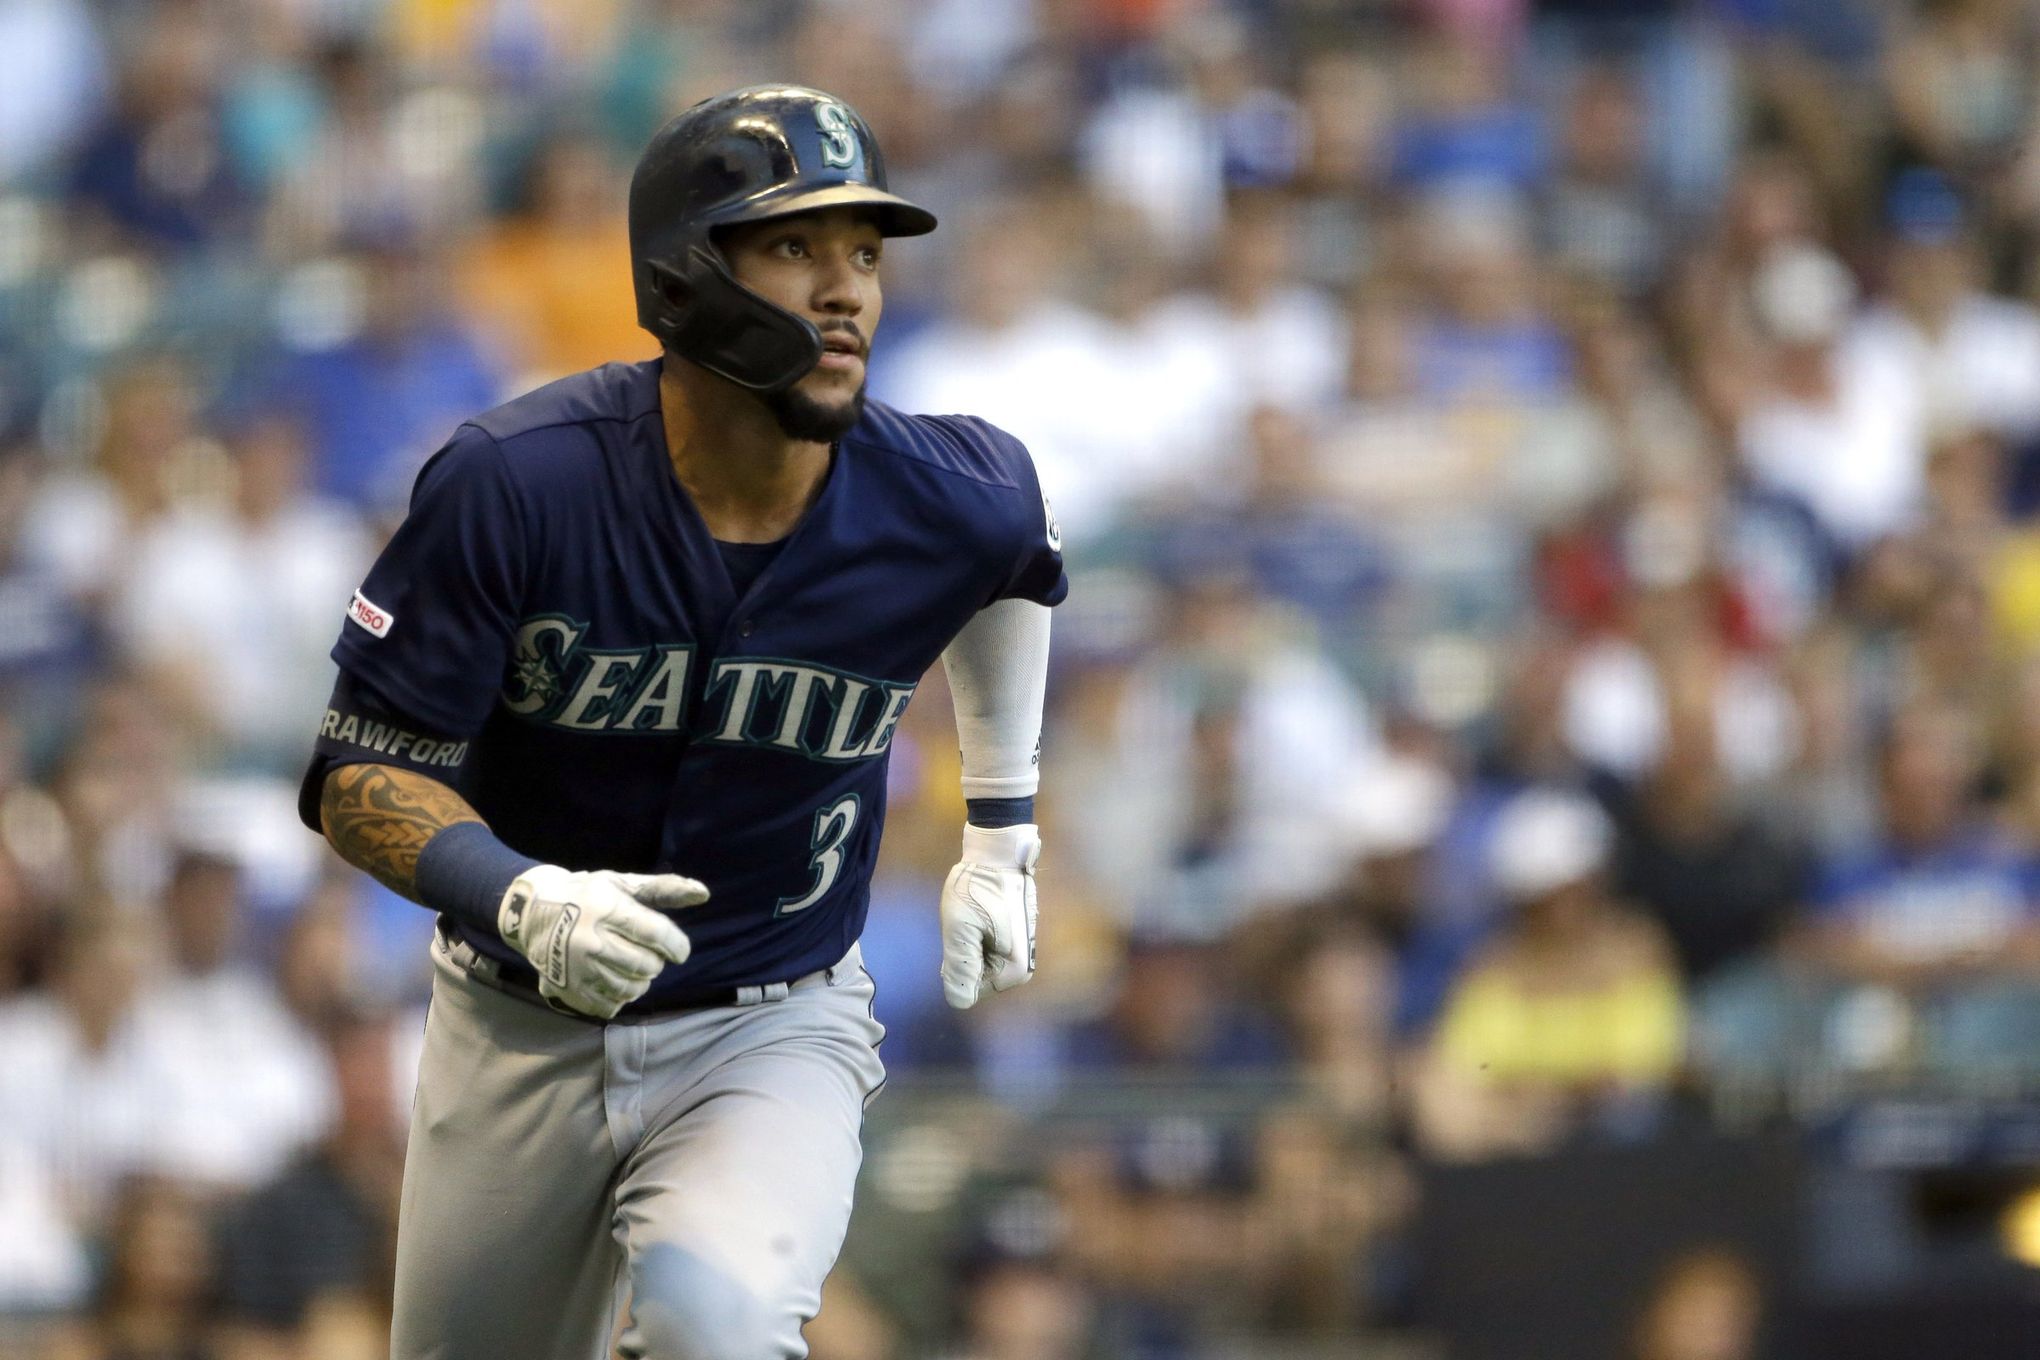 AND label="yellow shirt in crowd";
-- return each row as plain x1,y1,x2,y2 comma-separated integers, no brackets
1436,964,1685,1087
